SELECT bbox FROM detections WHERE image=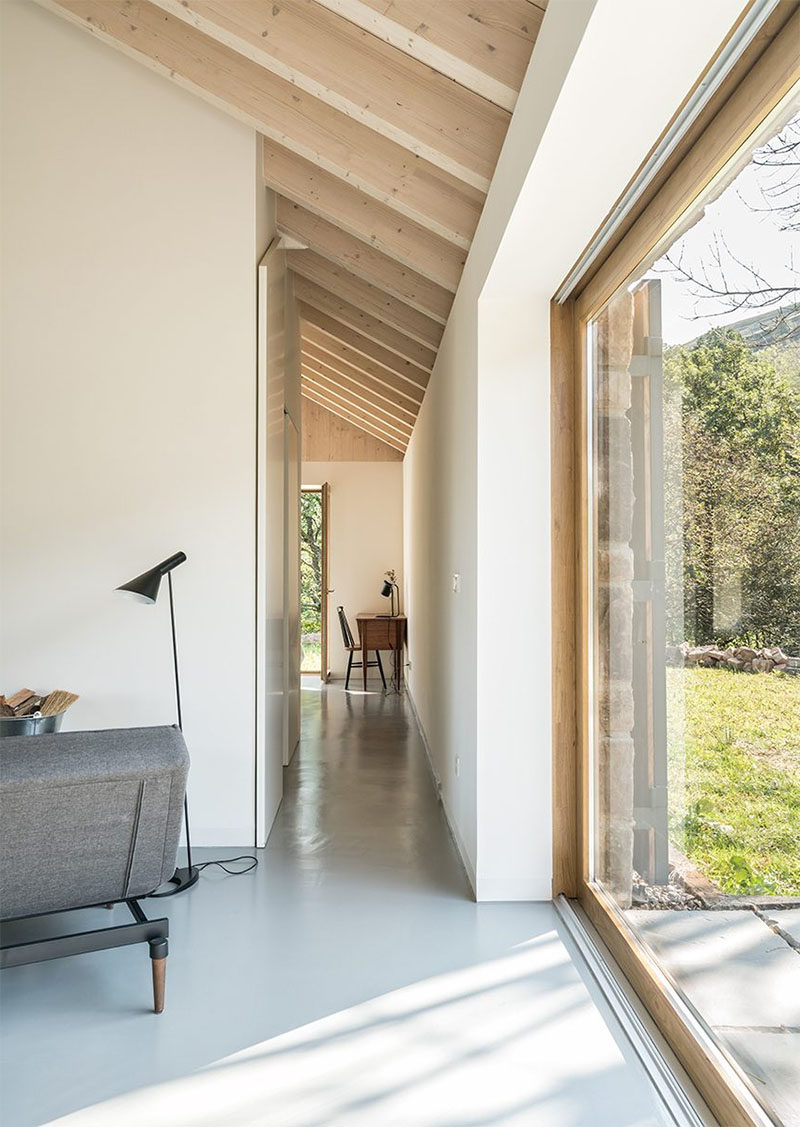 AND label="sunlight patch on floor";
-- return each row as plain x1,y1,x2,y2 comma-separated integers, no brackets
48,933,659,1127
